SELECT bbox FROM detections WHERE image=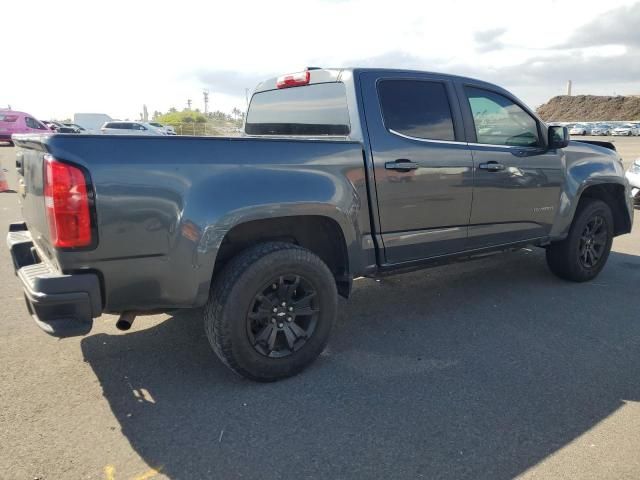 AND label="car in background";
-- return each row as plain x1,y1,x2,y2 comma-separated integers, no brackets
569,124,590,135
63,123,87,133
0,110,50,144
44,121,82,133
590,124,611,136
101,121,167,135
612,124,640,136
149,122,177,135
43,121,64,131
626,158,640,207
